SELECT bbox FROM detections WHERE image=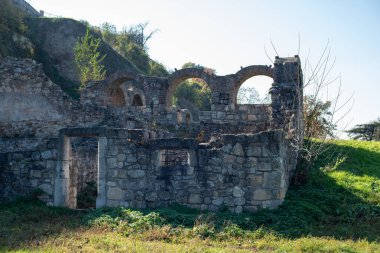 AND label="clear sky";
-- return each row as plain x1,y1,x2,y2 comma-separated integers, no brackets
28,0,380,136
